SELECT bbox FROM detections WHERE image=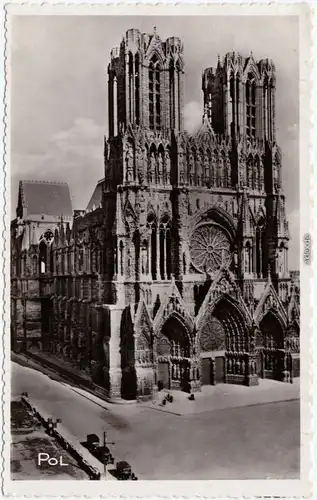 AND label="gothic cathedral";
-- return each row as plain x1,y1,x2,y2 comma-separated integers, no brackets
11,28,300,401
